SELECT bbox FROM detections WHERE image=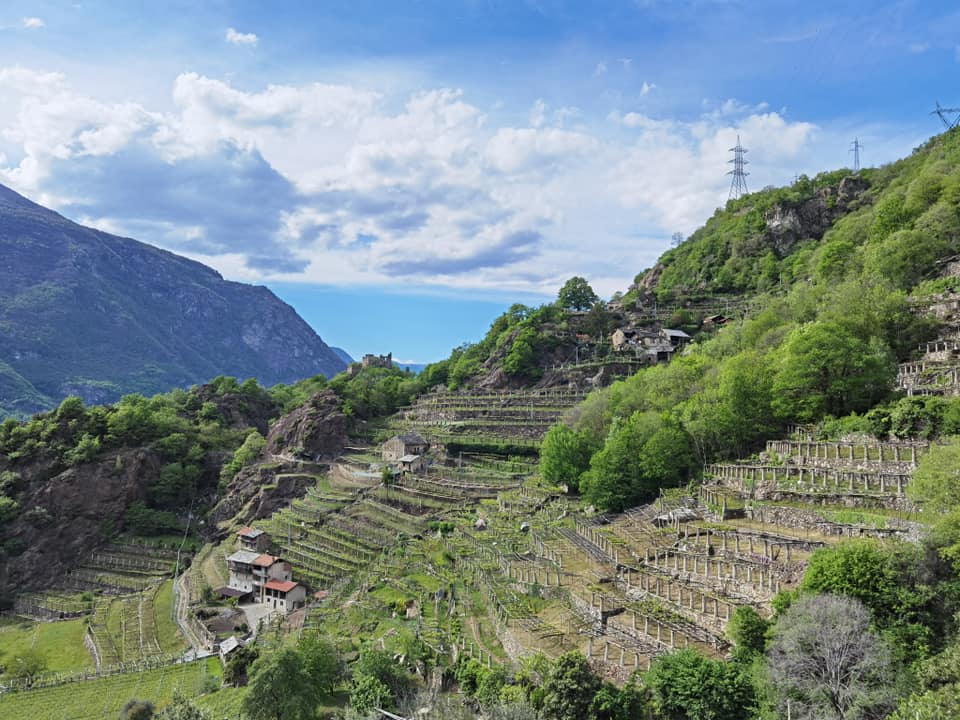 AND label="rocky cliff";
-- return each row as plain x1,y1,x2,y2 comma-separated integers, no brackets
0,183,346,417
